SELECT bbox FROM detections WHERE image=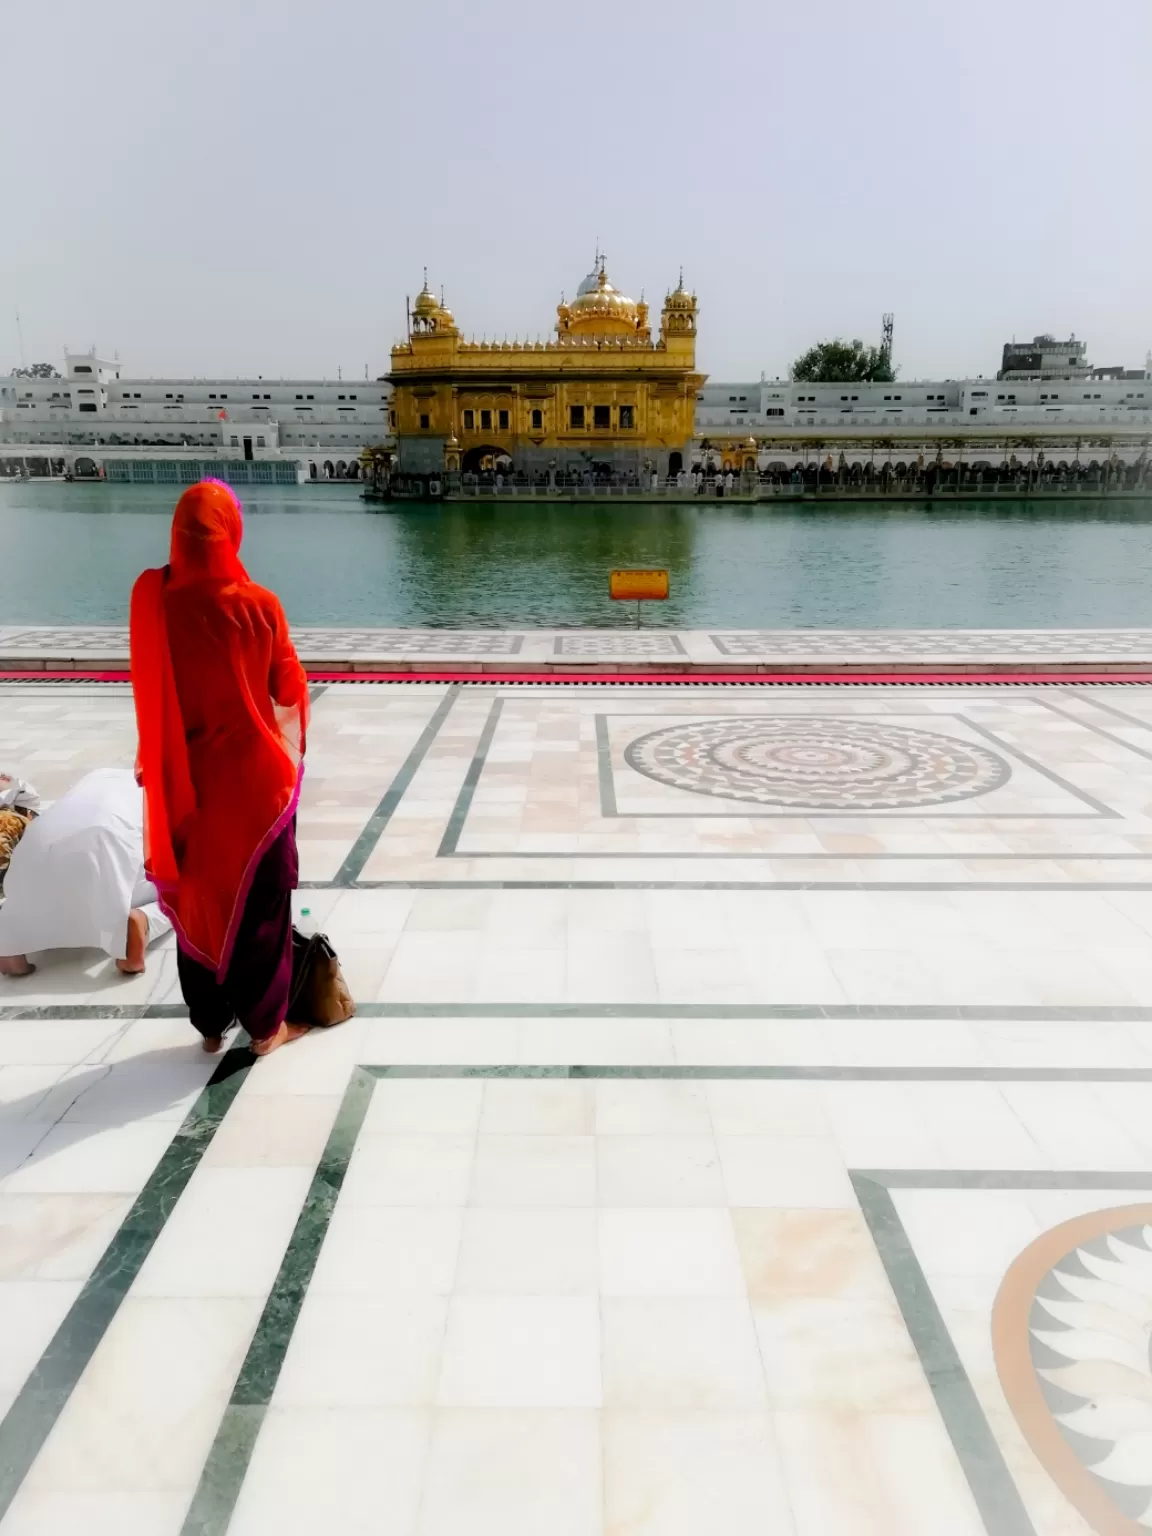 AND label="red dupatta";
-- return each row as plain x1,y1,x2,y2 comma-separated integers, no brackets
129,480,308,975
